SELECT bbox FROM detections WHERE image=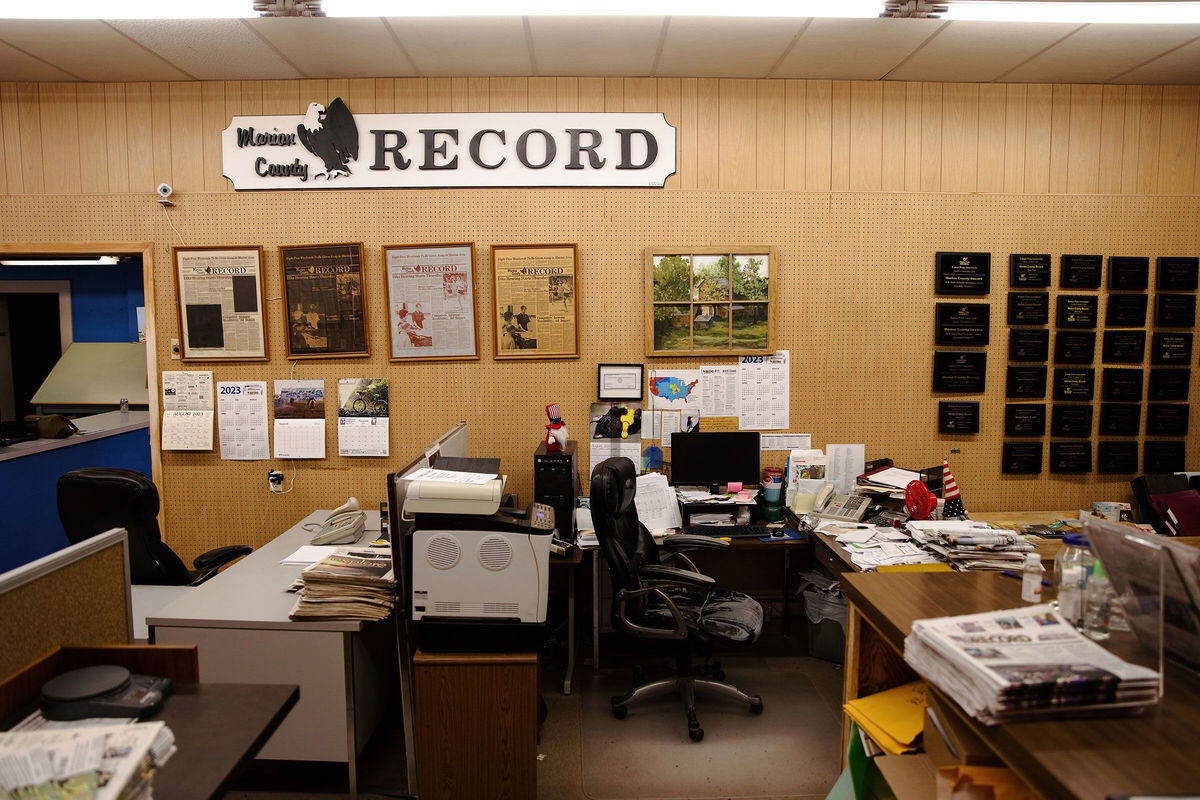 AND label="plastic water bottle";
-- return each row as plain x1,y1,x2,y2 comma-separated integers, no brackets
1085,559,1114,641
1021,552,1044,604
1053,533,1092,628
